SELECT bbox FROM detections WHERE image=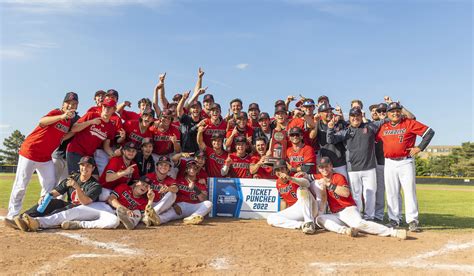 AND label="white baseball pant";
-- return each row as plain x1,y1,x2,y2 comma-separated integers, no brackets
152,192,177,214
348,168,377,220
52,157,69,185
384,158,418,224
7,155,56,219
94,149,110,176
374,164,385,221
37,202,121,229
98,188,113,202
316,206,396,237
267,187,318,229
158,200,213,223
